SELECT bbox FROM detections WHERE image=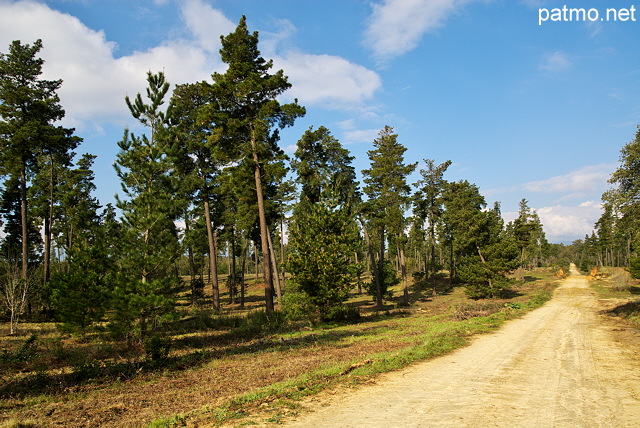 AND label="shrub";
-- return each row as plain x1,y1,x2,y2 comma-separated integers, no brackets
323,305,360,323
144,334,172,364
0,334,38,366
364,260,398,301
190,278,205,304
628,257,640,280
